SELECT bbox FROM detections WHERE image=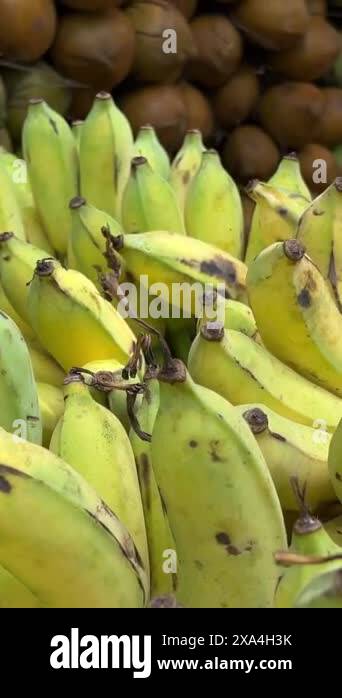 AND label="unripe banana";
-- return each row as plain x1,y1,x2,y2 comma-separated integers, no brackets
27,340,64,387
121,156,185,235
247,239,342,396
170,130,204,214
324,515,342,547
268,152,311,201
80,92,133,222
27,258,137,371
0,311,42,445
297,178,341,279
133,125,170,180
69,196,123,286
129,378,177,599
0,425,148,604
0,149,54,255
185,149,244,258
37,382,64,447
50,374,149,578
22,99,79,255
328,417,342,505
151,360,286,608
188,326,342,430
0,232,54,326
0,159,25,240
238,404,335,513
0,281,34,340
275,505,342,608
245,179,309,264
